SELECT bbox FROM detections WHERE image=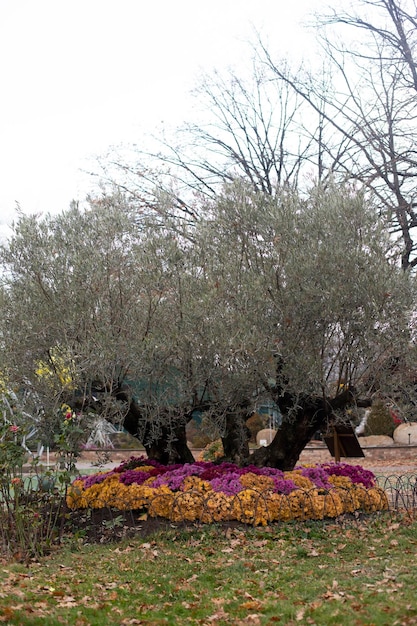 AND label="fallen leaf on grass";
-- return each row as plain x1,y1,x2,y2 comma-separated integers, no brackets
207,611,229,622
186,574,198,583
0,607,15,622
240,601,262,611
113,545,134,553
309,600,323,611
296,609,305,621
322,590,345,601
56,596,78,606
244,592,256,600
